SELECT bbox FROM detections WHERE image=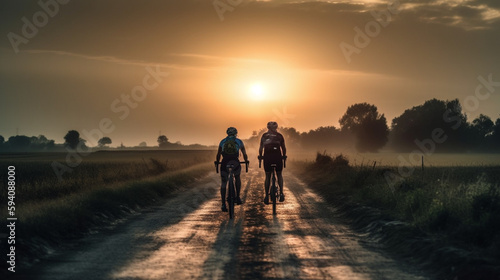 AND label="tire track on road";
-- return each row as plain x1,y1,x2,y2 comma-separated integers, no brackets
280,174,429,280
20,174,239,280
201,173,253,279
22,168,432,280
236,171,301,279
